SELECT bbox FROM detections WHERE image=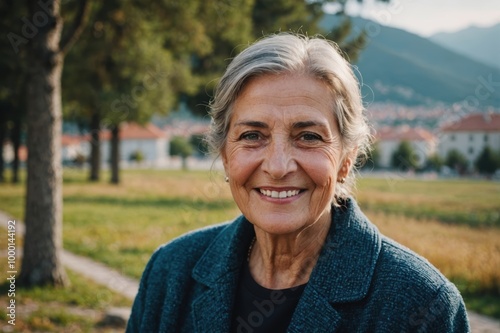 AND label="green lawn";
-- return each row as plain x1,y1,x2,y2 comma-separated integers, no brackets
356,175,500,228
0,168,499,319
